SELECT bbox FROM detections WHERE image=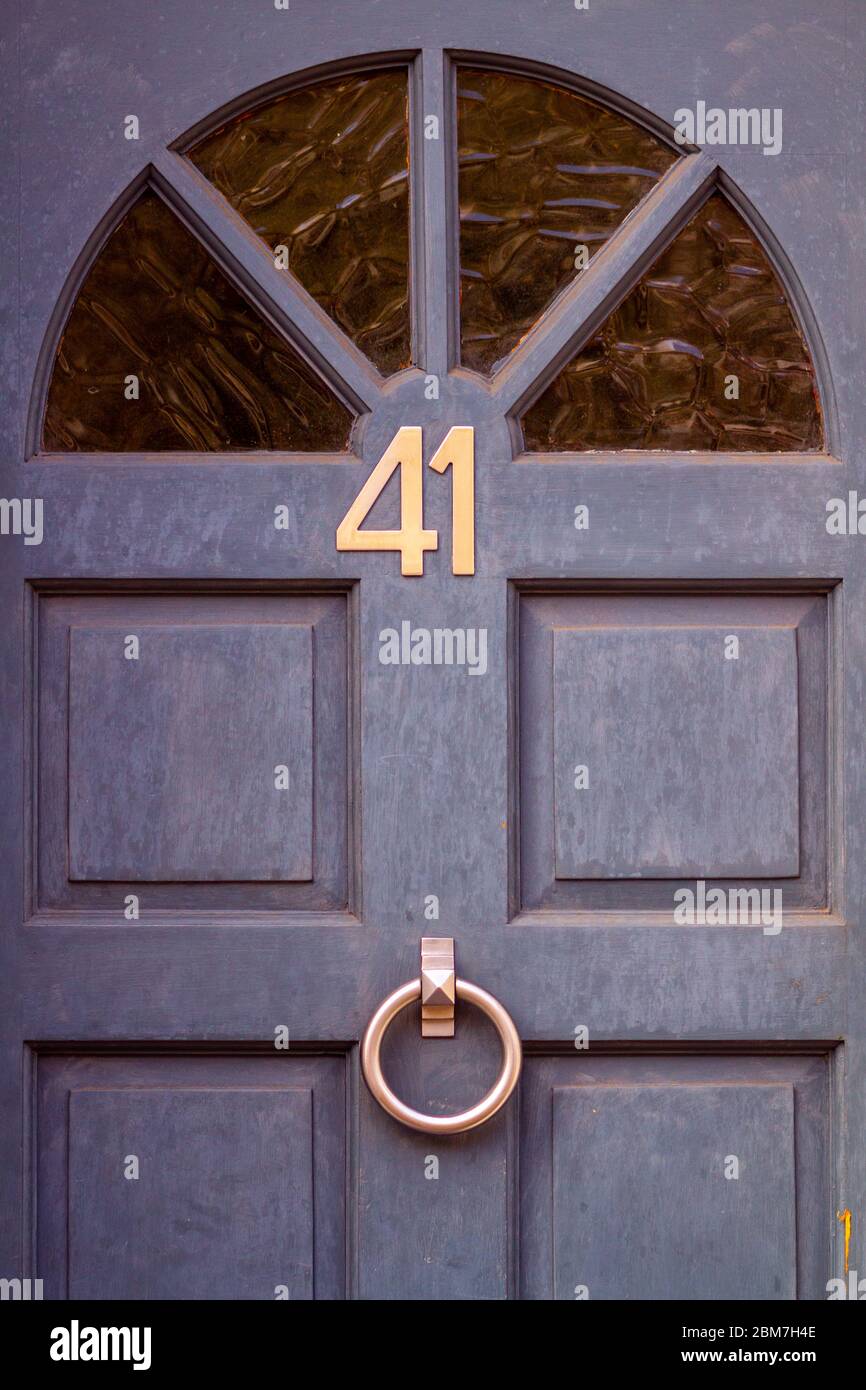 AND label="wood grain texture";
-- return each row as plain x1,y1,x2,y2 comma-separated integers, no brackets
553,1083,795,1300
34,588,351,915
70,1087,315,1299
518,589,827,915
37,1052,346,1301
521,1052,830,1300
552,625,799,878
69,623,314,881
